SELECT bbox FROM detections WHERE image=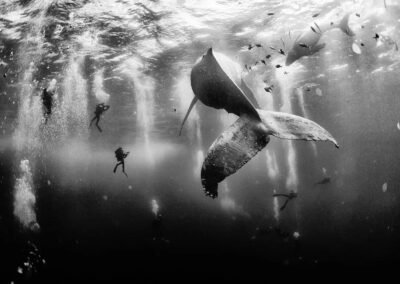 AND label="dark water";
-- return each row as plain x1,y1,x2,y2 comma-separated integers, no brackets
1,0,400,282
